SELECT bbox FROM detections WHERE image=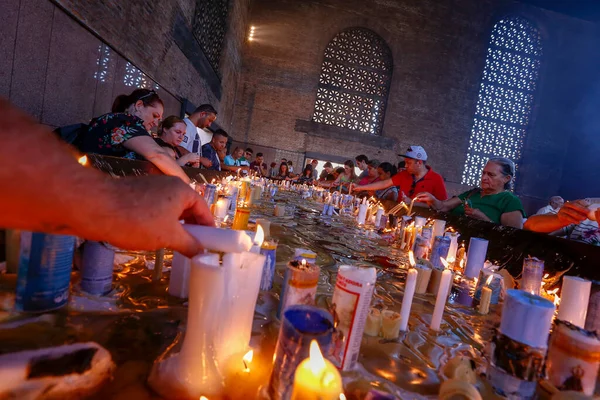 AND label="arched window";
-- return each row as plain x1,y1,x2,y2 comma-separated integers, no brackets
193,0,229,75
312,28,392,136
461,16,542,187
